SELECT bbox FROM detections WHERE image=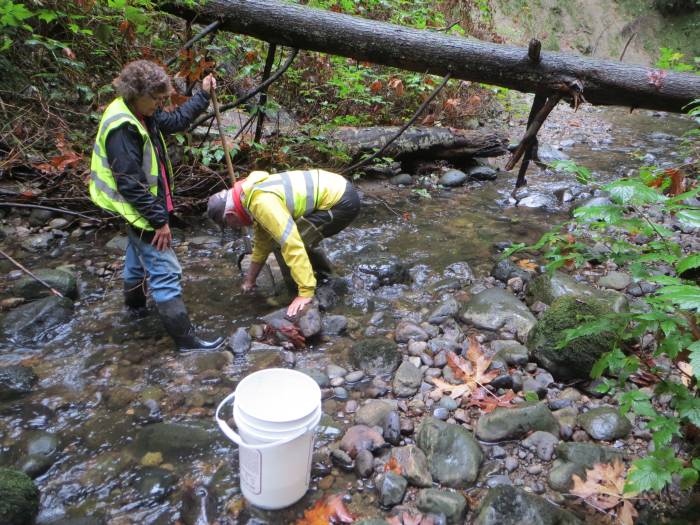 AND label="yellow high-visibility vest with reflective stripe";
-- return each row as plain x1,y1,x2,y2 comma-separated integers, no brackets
89,97,173,231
